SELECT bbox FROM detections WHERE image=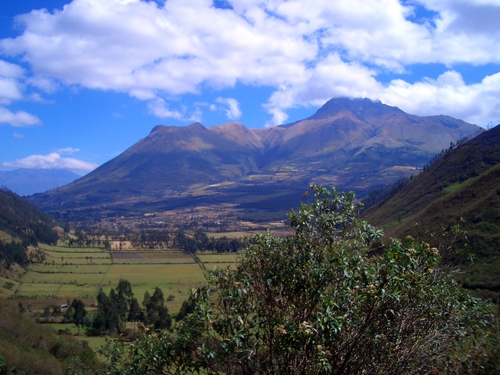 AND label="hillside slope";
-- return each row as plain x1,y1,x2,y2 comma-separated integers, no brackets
363,125,500,300
0,188,58,245
0,302,100,374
